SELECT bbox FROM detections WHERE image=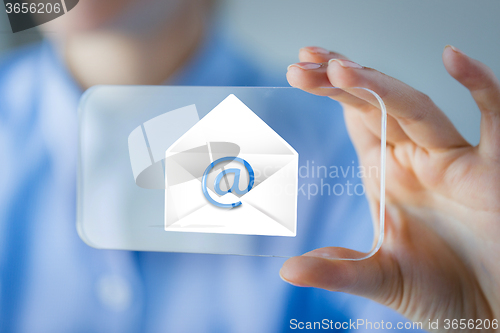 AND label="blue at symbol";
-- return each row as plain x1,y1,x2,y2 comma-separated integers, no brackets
202,157,254,208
